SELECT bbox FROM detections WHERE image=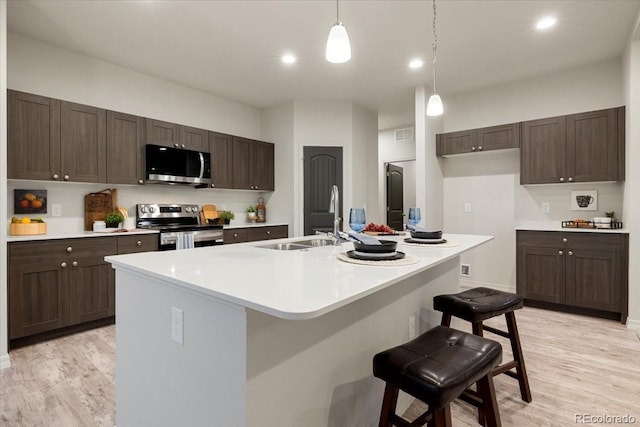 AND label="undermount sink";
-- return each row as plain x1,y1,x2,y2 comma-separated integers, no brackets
257,239,334,251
